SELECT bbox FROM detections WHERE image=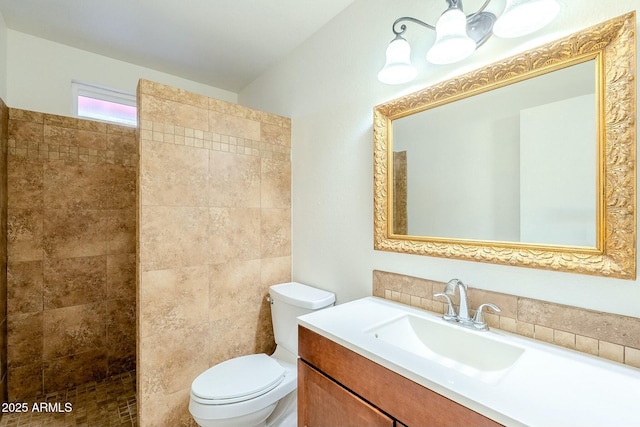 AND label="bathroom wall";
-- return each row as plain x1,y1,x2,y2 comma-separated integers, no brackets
6,109,137,399
0,10,8,100
137,79,291,426
0,98,8,405
239,0,640,318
